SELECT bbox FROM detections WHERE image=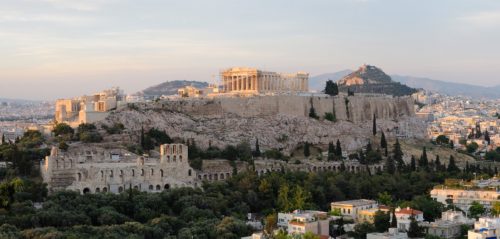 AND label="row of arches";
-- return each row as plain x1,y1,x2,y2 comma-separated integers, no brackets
82,183,173,194
54,158,73,169
198,172,231,181
80,168,193,182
